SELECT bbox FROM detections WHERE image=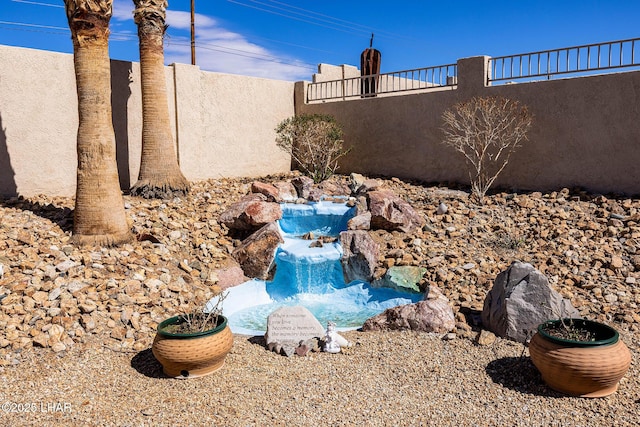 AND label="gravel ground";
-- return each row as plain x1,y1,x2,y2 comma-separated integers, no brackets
1,173,639,426
0,330,638,426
